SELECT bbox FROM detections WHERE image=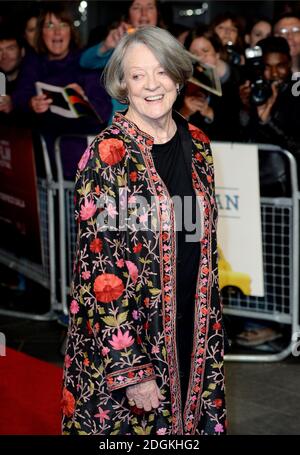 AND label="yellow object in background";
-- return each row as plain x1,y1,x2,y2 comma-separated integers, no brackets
218,247,251,296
